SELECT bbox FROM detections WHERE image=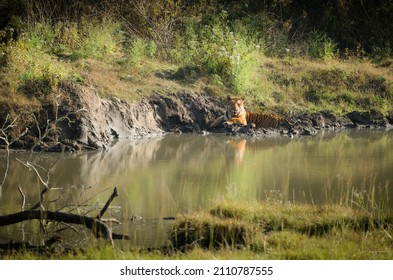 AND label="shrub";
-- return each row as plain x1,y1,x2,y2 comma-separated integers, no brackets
2,17,125,102
172,11,263,94
21,18,123,60
5,34,69,100
51,21,80,55
72,18,123,60
146,40,157,58
307,31,338,60
126,38,150,69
